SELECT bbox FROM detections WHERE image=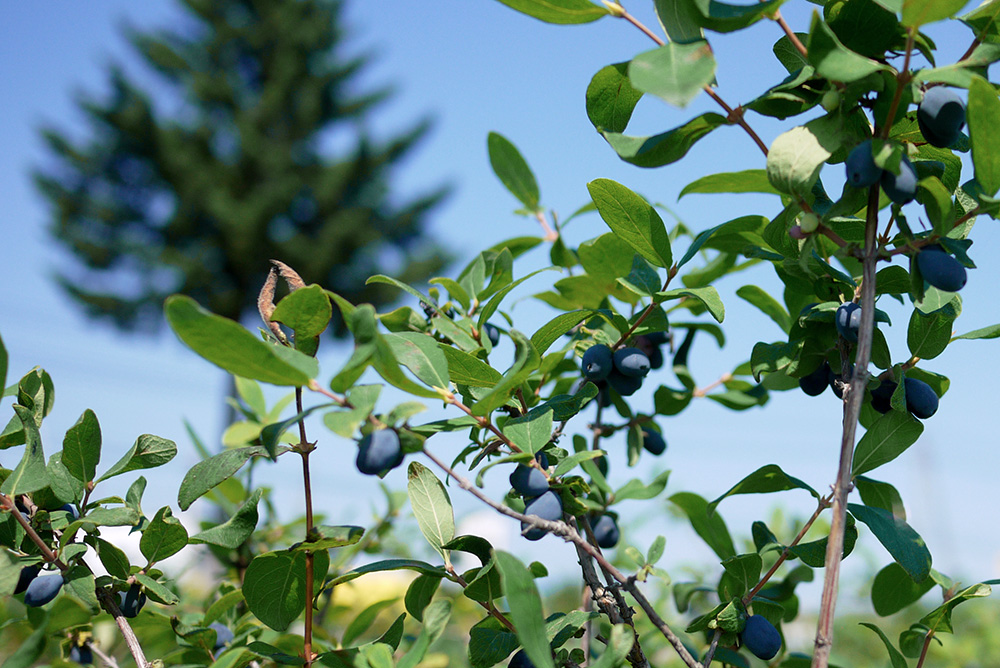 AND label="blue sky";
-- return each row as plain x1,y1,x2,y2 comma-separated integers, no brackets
2,0,998,611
